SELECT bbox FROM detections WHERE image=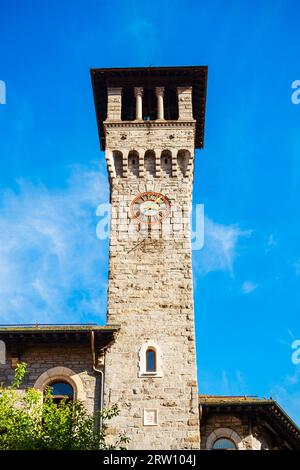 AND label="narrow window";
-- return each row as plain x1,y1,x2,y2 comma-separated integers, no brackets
128,150,139,177
146,348,156,372
113,150,123,177
0,340,6,364
144,150,156,177
177,149,190,176
161,150,172,176
143,88,156,121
